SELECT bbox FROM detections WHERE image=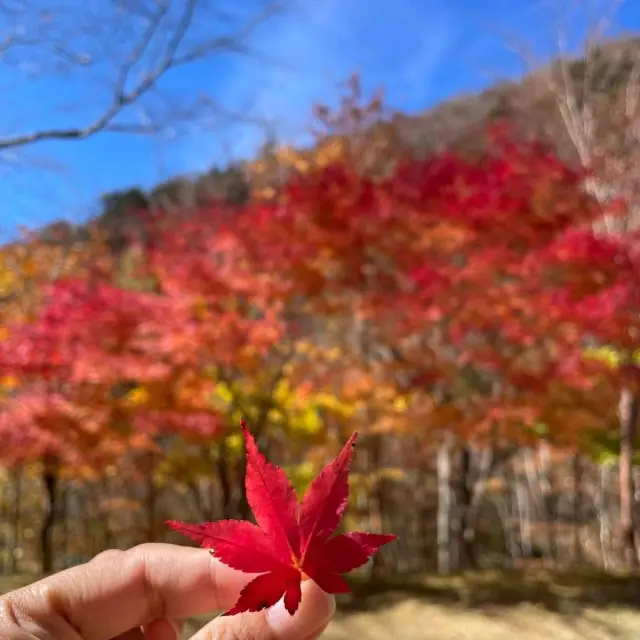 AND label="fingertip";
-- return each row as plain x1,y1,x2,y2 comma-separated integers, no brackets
266,580,335,640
